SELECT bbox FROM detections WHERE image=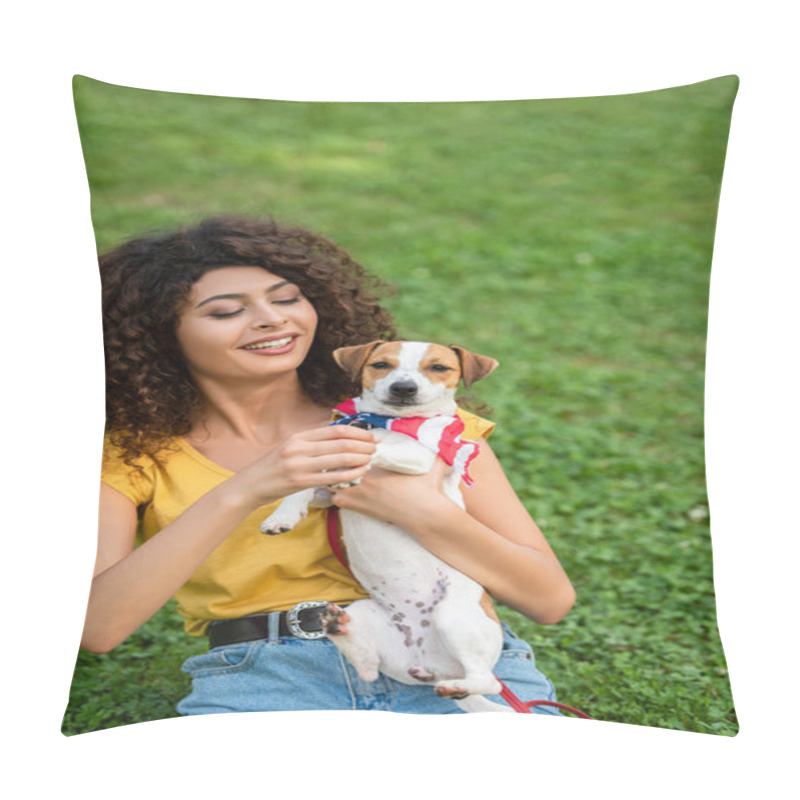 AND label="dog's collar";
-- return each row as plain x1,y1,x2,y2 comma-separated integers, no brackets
332,398,480,486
